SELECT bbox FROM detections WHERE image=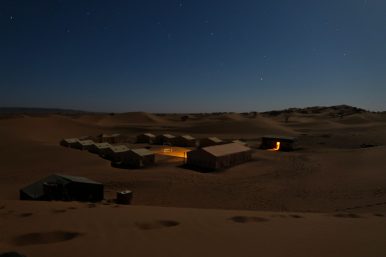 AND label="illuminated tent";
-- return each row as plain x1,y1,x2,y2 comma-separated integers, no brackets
174,135,196,147
199,137,224,147
260,135,296,151
187,143,252,170
119,148,155,168
20,174,104,202
136,133,156,144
